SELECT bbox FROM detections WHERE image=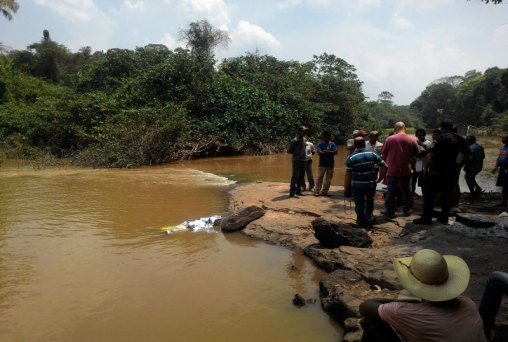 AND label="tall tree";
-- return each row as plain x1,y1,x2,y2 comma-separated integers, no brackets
0,0,19,21
179,20,230,58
